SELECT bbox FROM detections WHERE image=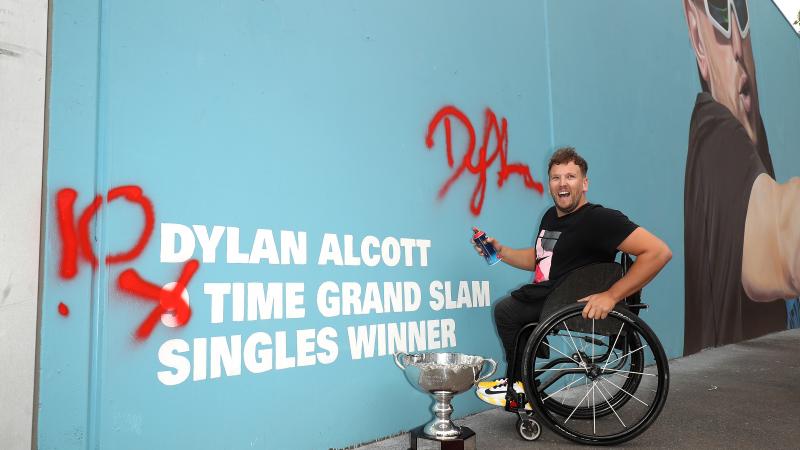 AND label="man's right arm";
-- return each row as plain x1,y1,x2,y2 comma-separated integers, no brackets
494,242,537,271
